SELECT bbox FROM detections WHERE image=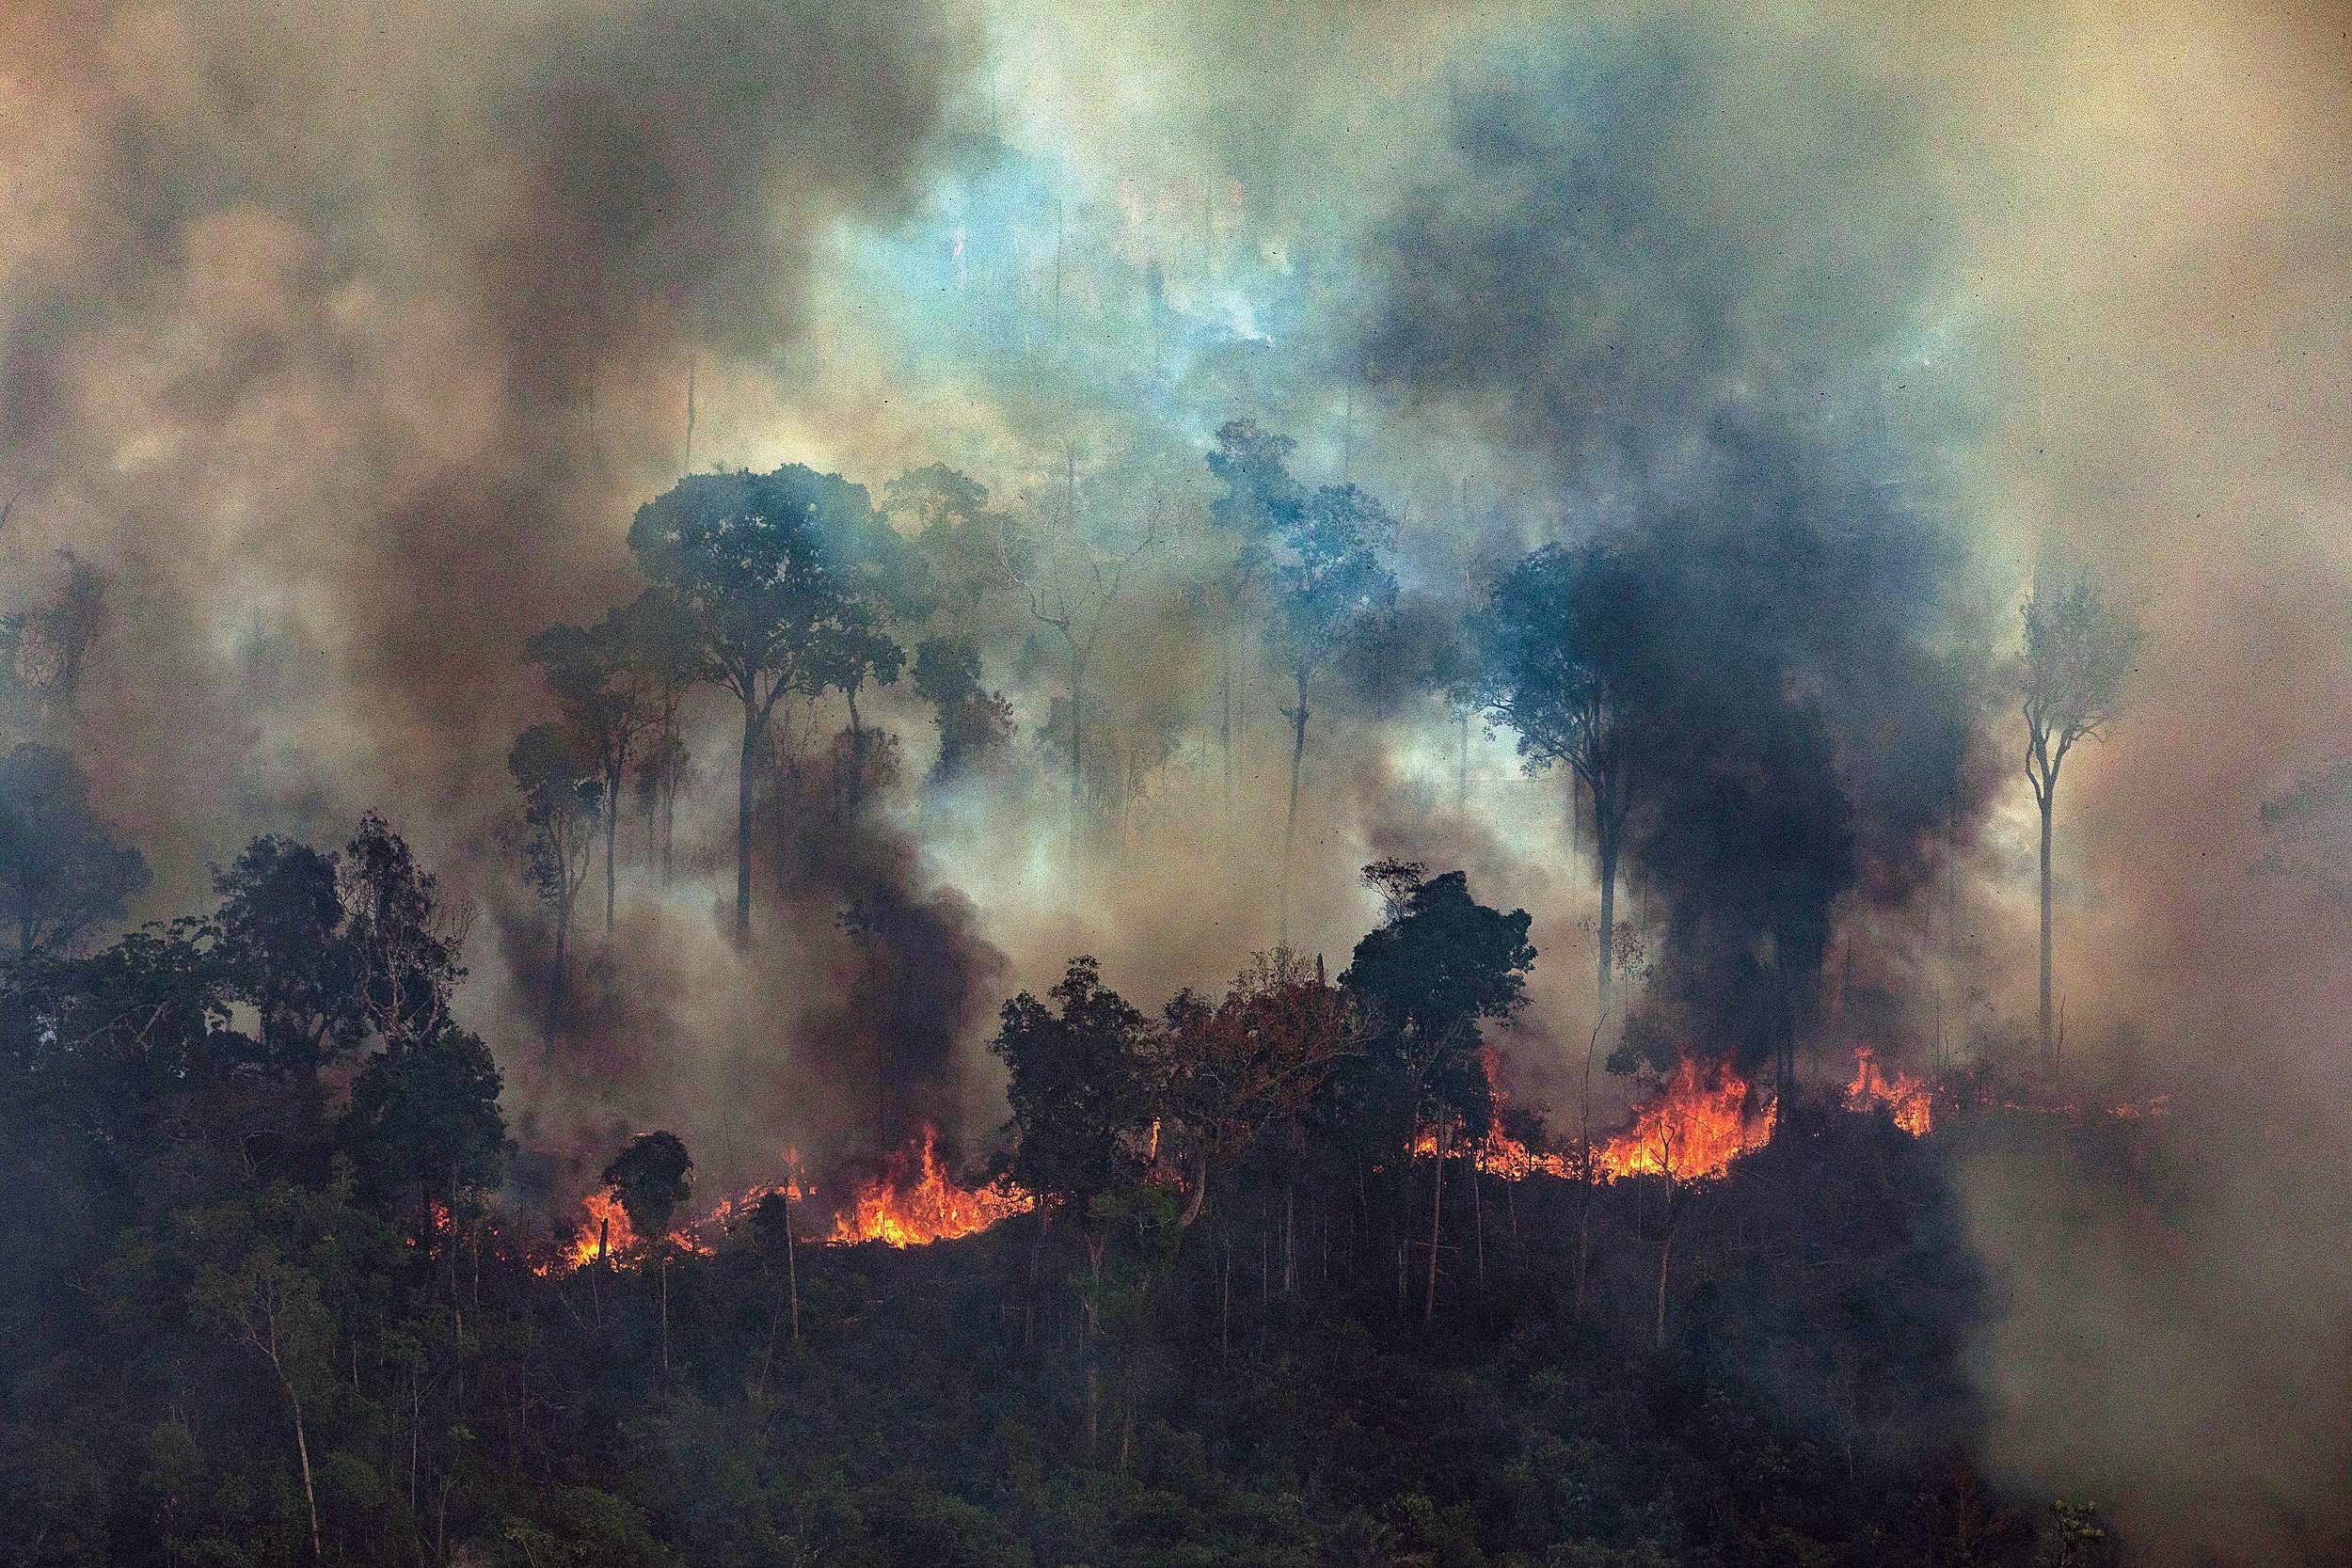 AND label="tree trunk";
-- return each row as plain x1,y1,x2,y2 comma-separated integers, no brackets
1654,1212,1675,1352
1457,707,1469,814
604,770,619,941
1423,1117,1445,1324
1596,816,1619,1022
659,1251,672,1379
736,701,757,945
1278,681,1309,945
545,900,567,1051
2039,786,2055,1071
